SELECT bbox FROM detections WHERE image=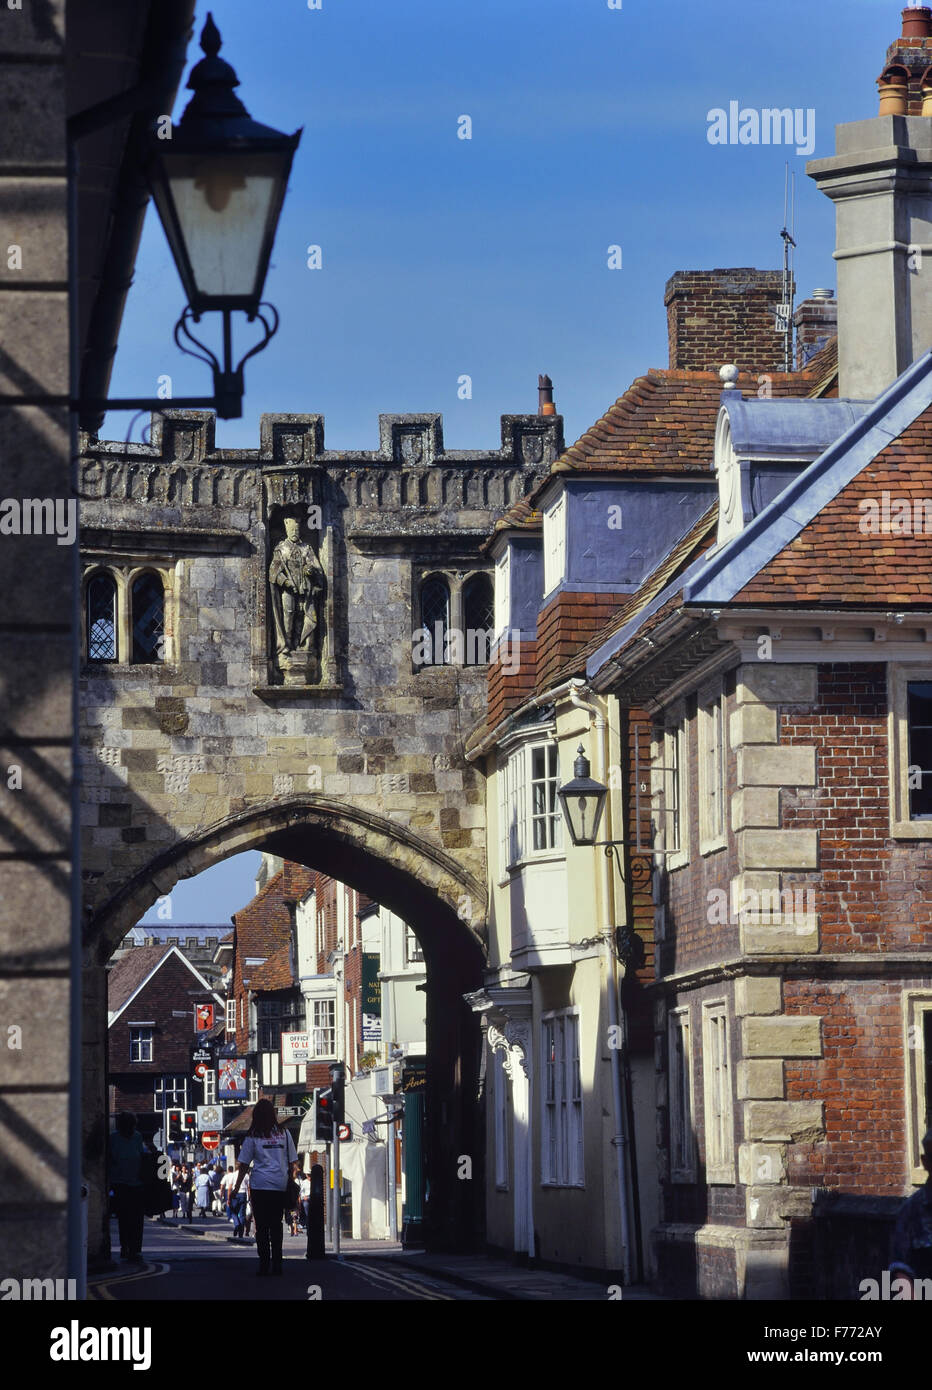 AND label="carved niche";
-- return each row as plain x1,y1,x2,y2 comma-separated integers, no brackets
266,485,328,687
